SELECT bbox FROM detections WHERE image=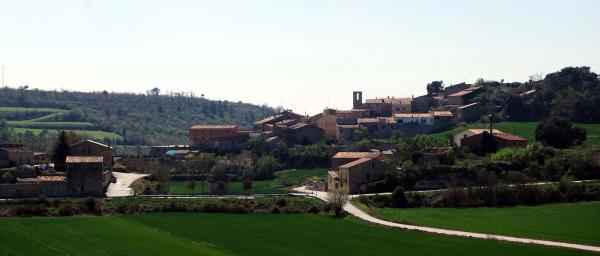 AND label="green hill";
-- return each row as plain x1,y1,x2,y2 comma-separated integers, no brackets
0,87,276,146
